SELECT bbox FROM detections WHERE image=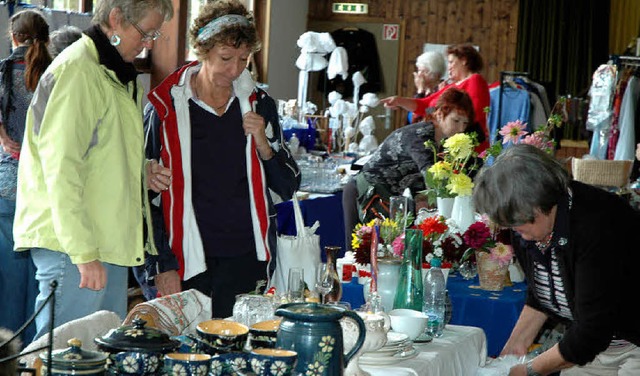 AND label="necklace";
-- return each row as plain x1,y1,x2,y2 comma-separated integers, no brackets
535,231,554,251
